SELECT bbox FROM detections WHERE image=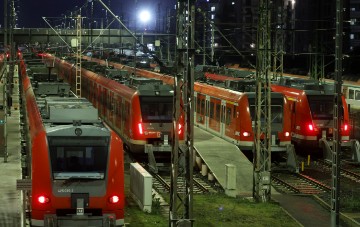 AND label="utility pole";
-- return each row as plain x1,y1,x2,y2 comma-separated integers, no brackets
202,11,207,65
2,0,9,162
167,8,171,63
332,1,343,226
272,0,285,80
170,0,195,226
75,15,82,97
253,0,272,202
